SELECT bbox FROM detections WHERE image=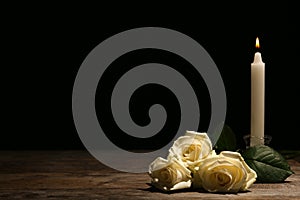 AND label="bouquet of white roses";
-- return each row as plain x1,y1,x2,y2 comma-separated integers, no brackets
148,128,293,193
